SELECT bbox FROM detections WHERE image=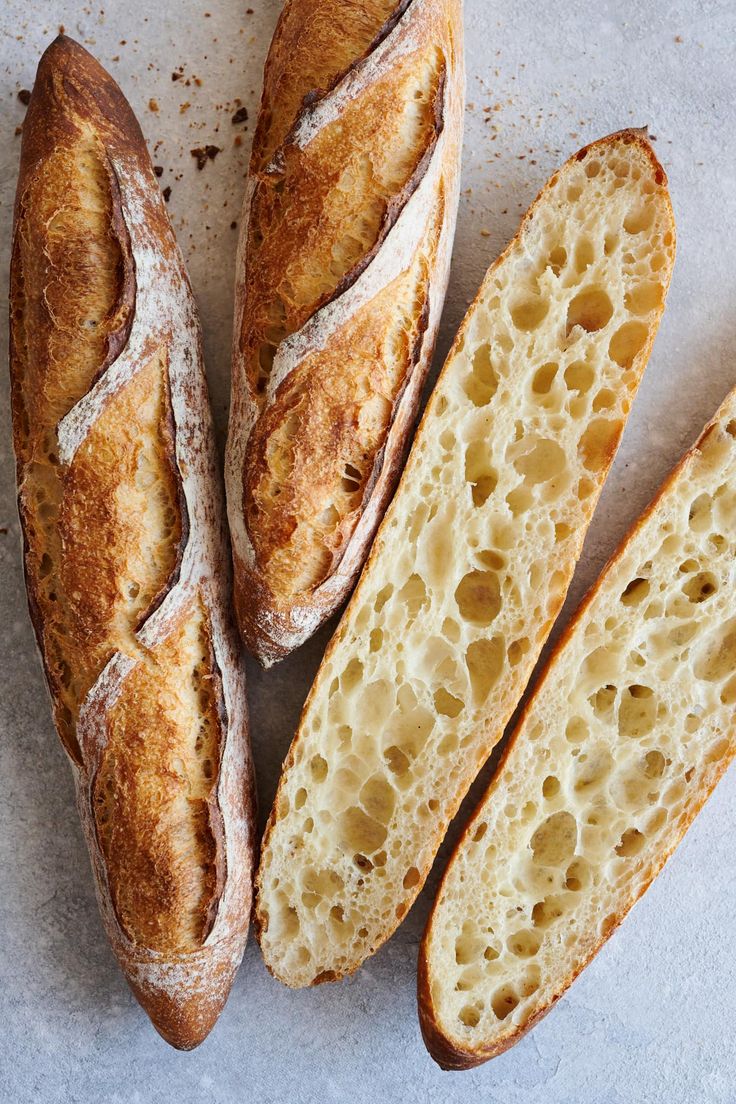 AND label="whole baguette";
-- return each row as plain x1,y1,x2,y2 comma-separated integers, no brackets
419,389,736,1069
226,0,464,666
255,131,675,987
9,37,255,1049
